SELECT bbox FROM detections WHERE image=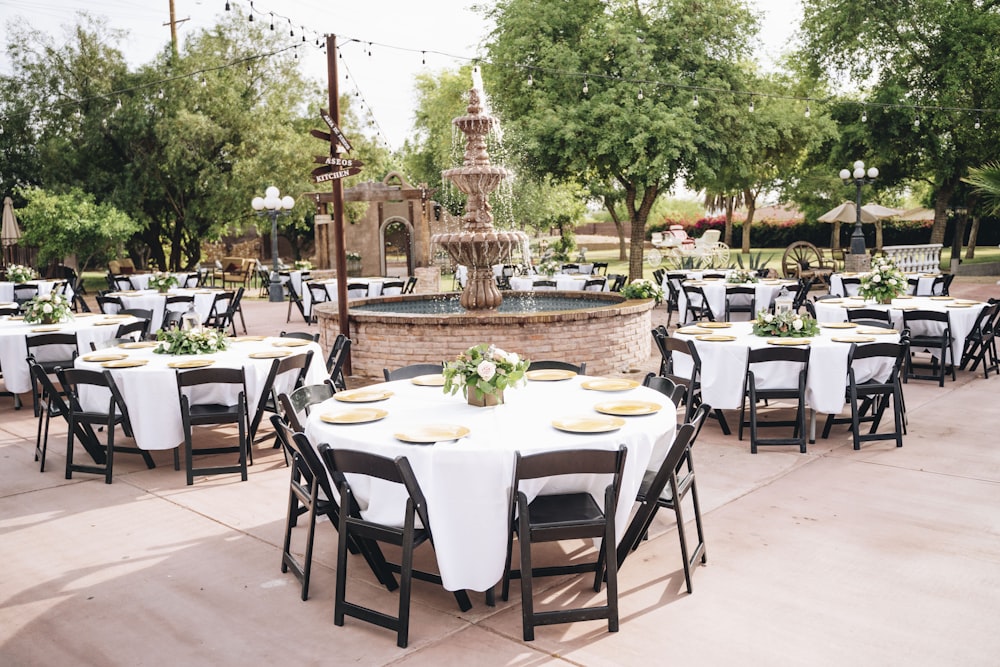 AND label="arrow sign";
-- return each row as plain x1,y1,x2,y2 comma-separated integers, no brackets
311,165,333,177
313,167,362,183
320,109,353,152
310,128,332,143
313,156,364,168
